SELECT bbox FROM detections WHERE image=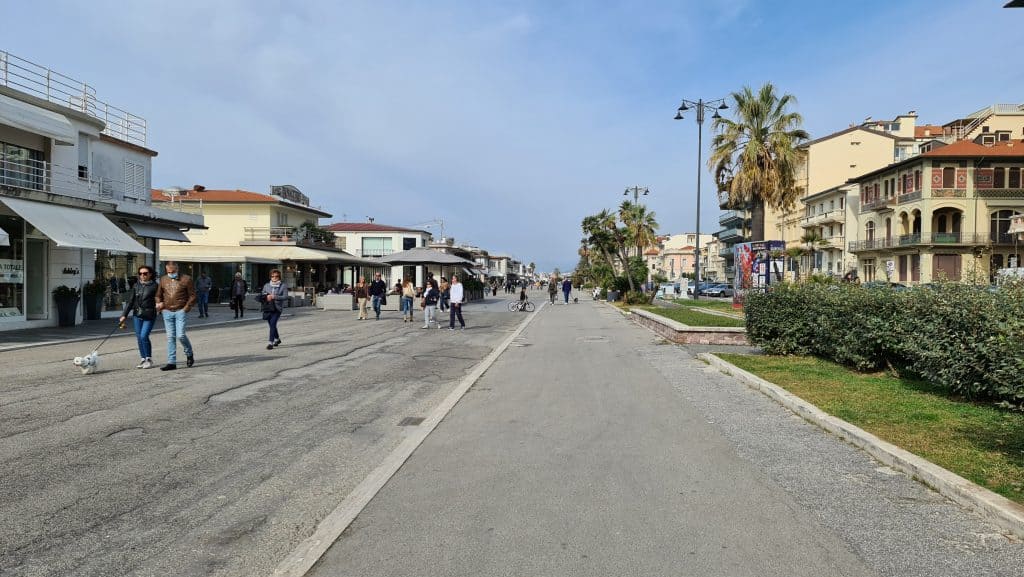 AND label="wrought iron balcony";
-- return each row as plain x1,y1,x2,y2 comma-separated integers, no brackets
848,237,894,252
860,197,896,212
